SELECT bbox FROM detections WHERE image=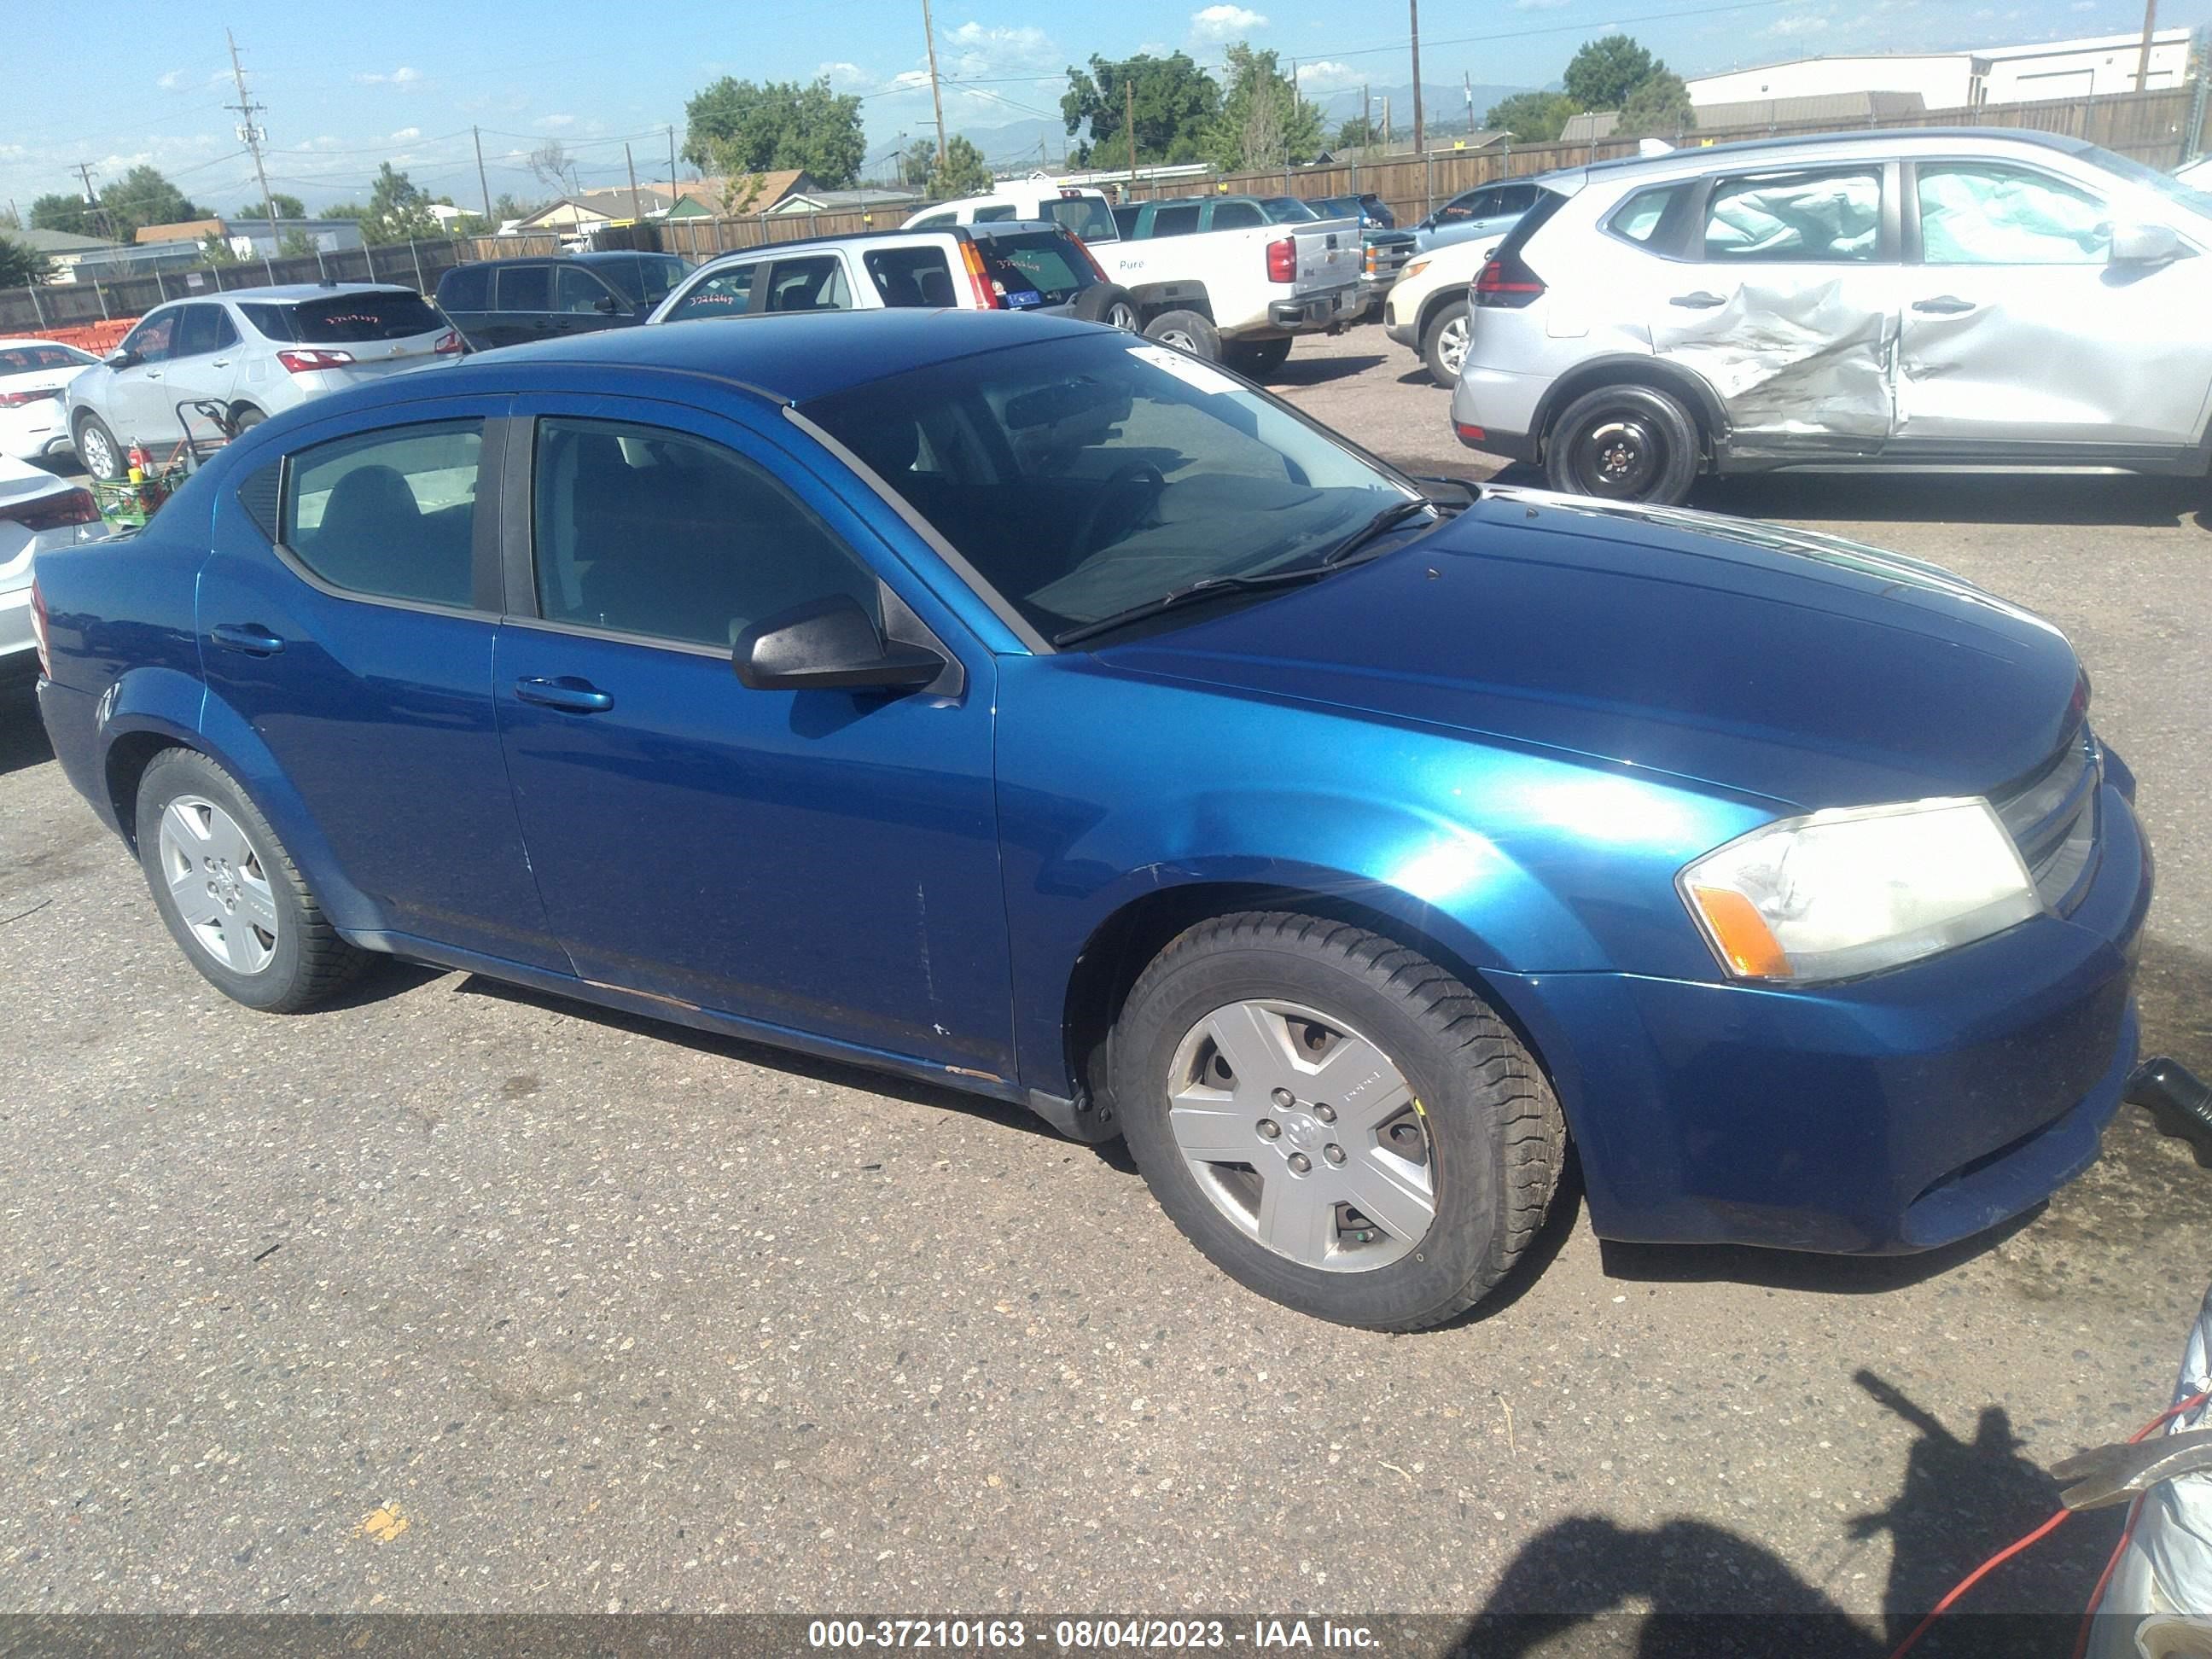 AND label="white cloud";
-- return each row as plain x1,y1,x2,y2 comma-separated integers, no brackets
1767,11,1831,34
817,61,871,88
946,21,1057,78
1296,61,1365,91
353,66,422,85
1190,4,1267,40
1514,0,1570,9
390,126,422,141
535,114,577,129
889,68,933,90
2070,0,2093,8
156,70,183,90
